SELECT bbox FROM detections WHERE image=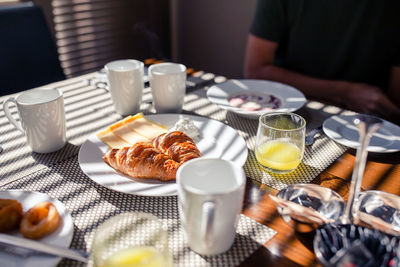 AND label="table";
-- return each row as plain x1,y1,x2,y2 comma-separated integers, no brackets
241,138,400,265
1,60,399,266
